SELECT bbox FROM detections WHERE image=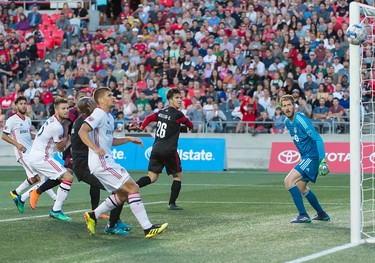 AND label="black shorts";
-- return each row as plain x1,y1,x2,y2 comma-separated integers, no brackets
97,5,107,13
148,150,182,175
73,160,105,190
